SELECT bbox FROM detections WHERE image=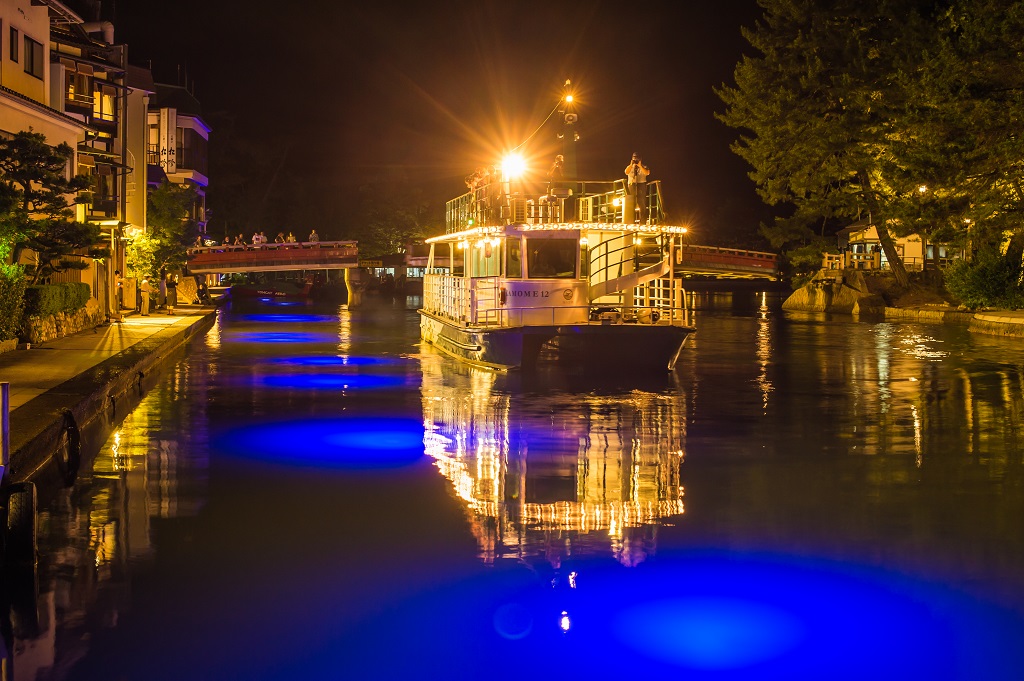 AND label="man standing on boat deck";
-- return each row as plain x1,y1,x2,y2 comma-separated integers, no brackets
625,153,650,223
